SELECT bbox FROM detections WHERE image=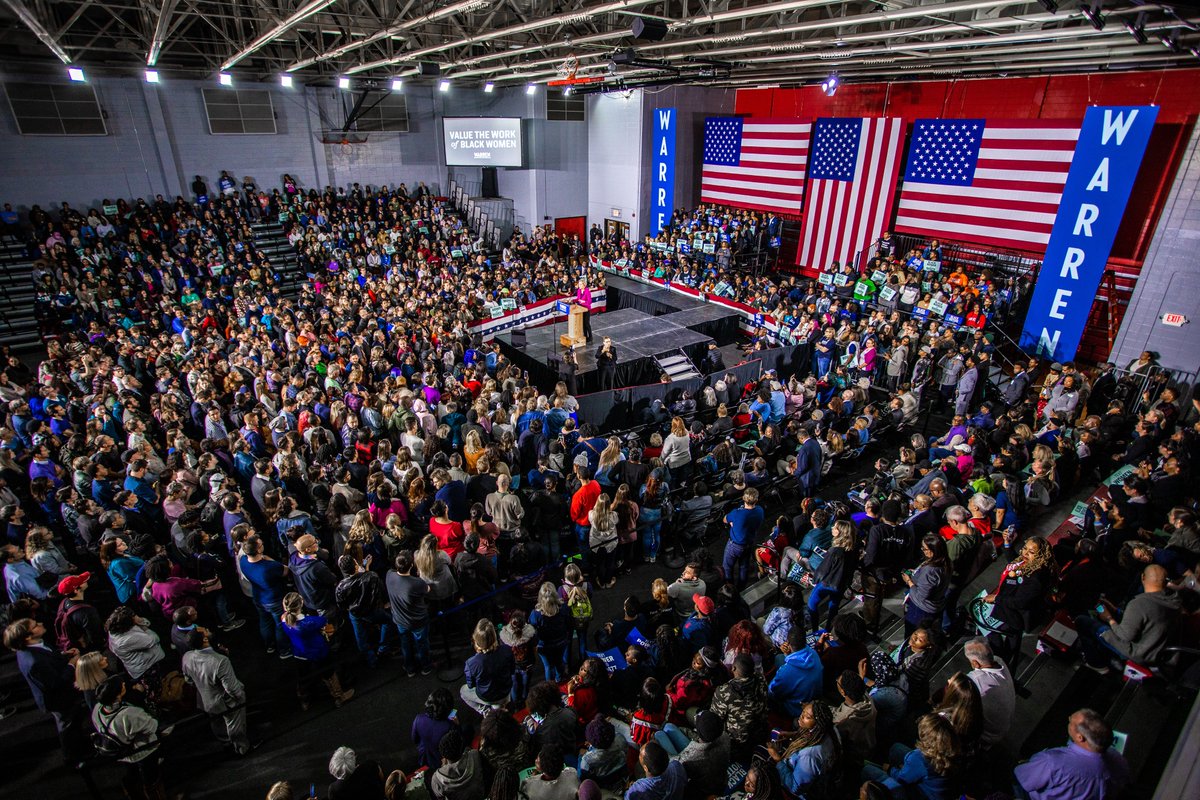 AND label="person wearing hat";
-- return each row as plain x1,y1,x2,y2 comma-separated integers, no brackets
55,572,104,654
681,594,715,651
